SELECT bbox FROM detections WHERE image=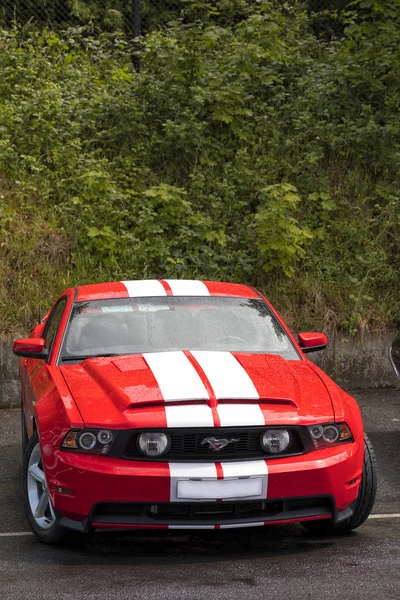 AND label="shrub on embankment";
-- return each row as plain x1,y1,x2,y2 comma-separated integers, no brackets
0,0,399,337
